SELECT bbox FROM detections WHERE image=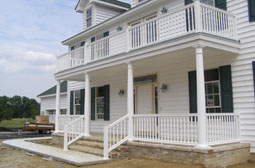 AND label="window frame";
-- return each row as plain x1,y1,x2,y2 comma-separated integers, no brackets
46,109,56,115
73,90,81,115
95,86,105,120
205,80,222,113
86,8,92,28
60,109,67,115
